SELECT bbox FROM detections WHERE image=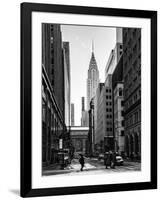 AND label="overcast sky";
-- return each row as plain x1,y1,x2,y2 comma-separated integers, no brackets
61,25,116,126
